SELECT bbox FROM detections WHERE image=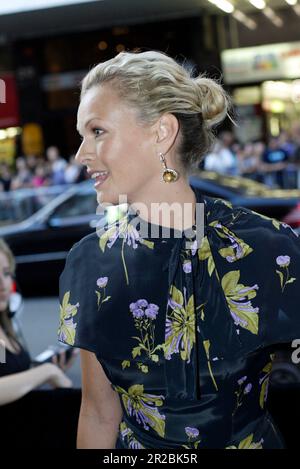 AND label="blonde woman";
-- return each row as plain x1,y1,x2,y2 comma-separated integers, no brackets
58,50,300,449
